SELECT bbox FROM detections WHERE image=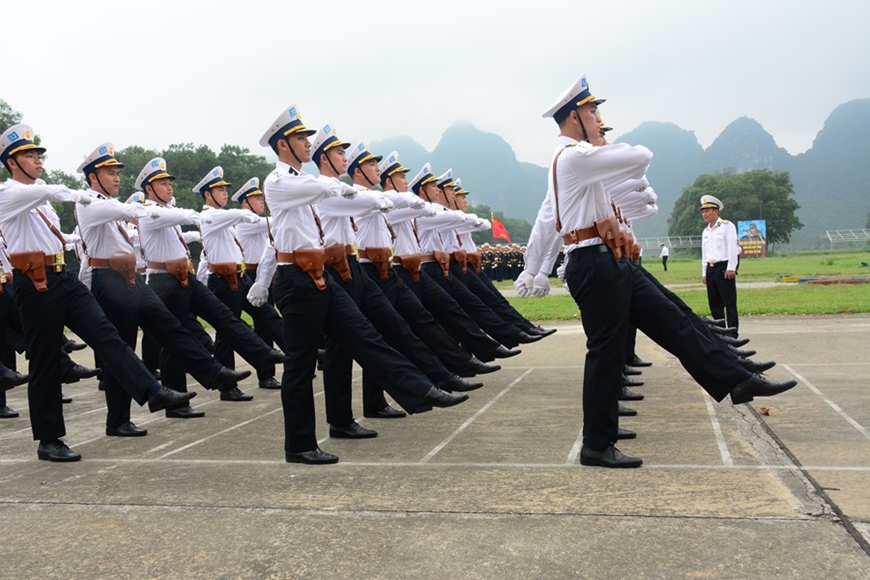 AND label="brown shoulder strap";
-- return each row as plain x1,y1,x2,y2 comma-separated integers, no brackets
35,207,70,248
551,148,569,232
